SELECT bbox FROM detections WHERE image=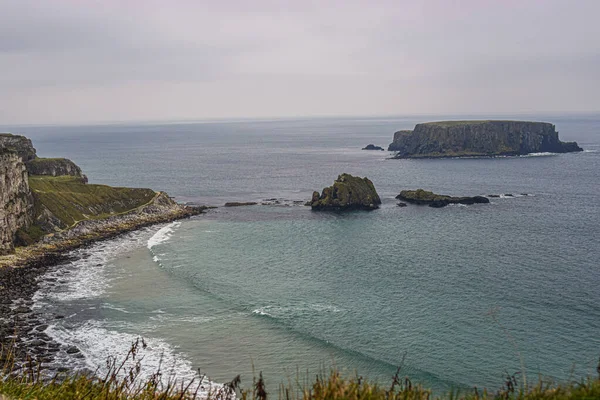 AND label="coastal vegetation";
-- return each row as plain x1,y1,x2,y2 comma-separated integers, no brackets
27,175,156,232
0,342,598,400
